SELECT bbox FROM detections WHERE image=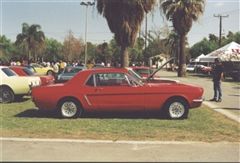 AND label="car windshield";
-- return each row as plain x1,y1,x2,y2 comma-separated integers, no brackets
187,65,194,67
127,69,144,85
2,68,17,76
63,67,83,74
